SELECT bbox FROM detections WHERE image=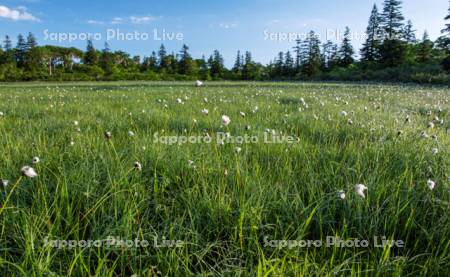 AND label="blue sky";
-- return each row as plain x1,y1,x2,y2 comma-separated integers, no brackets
0,0,448,66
